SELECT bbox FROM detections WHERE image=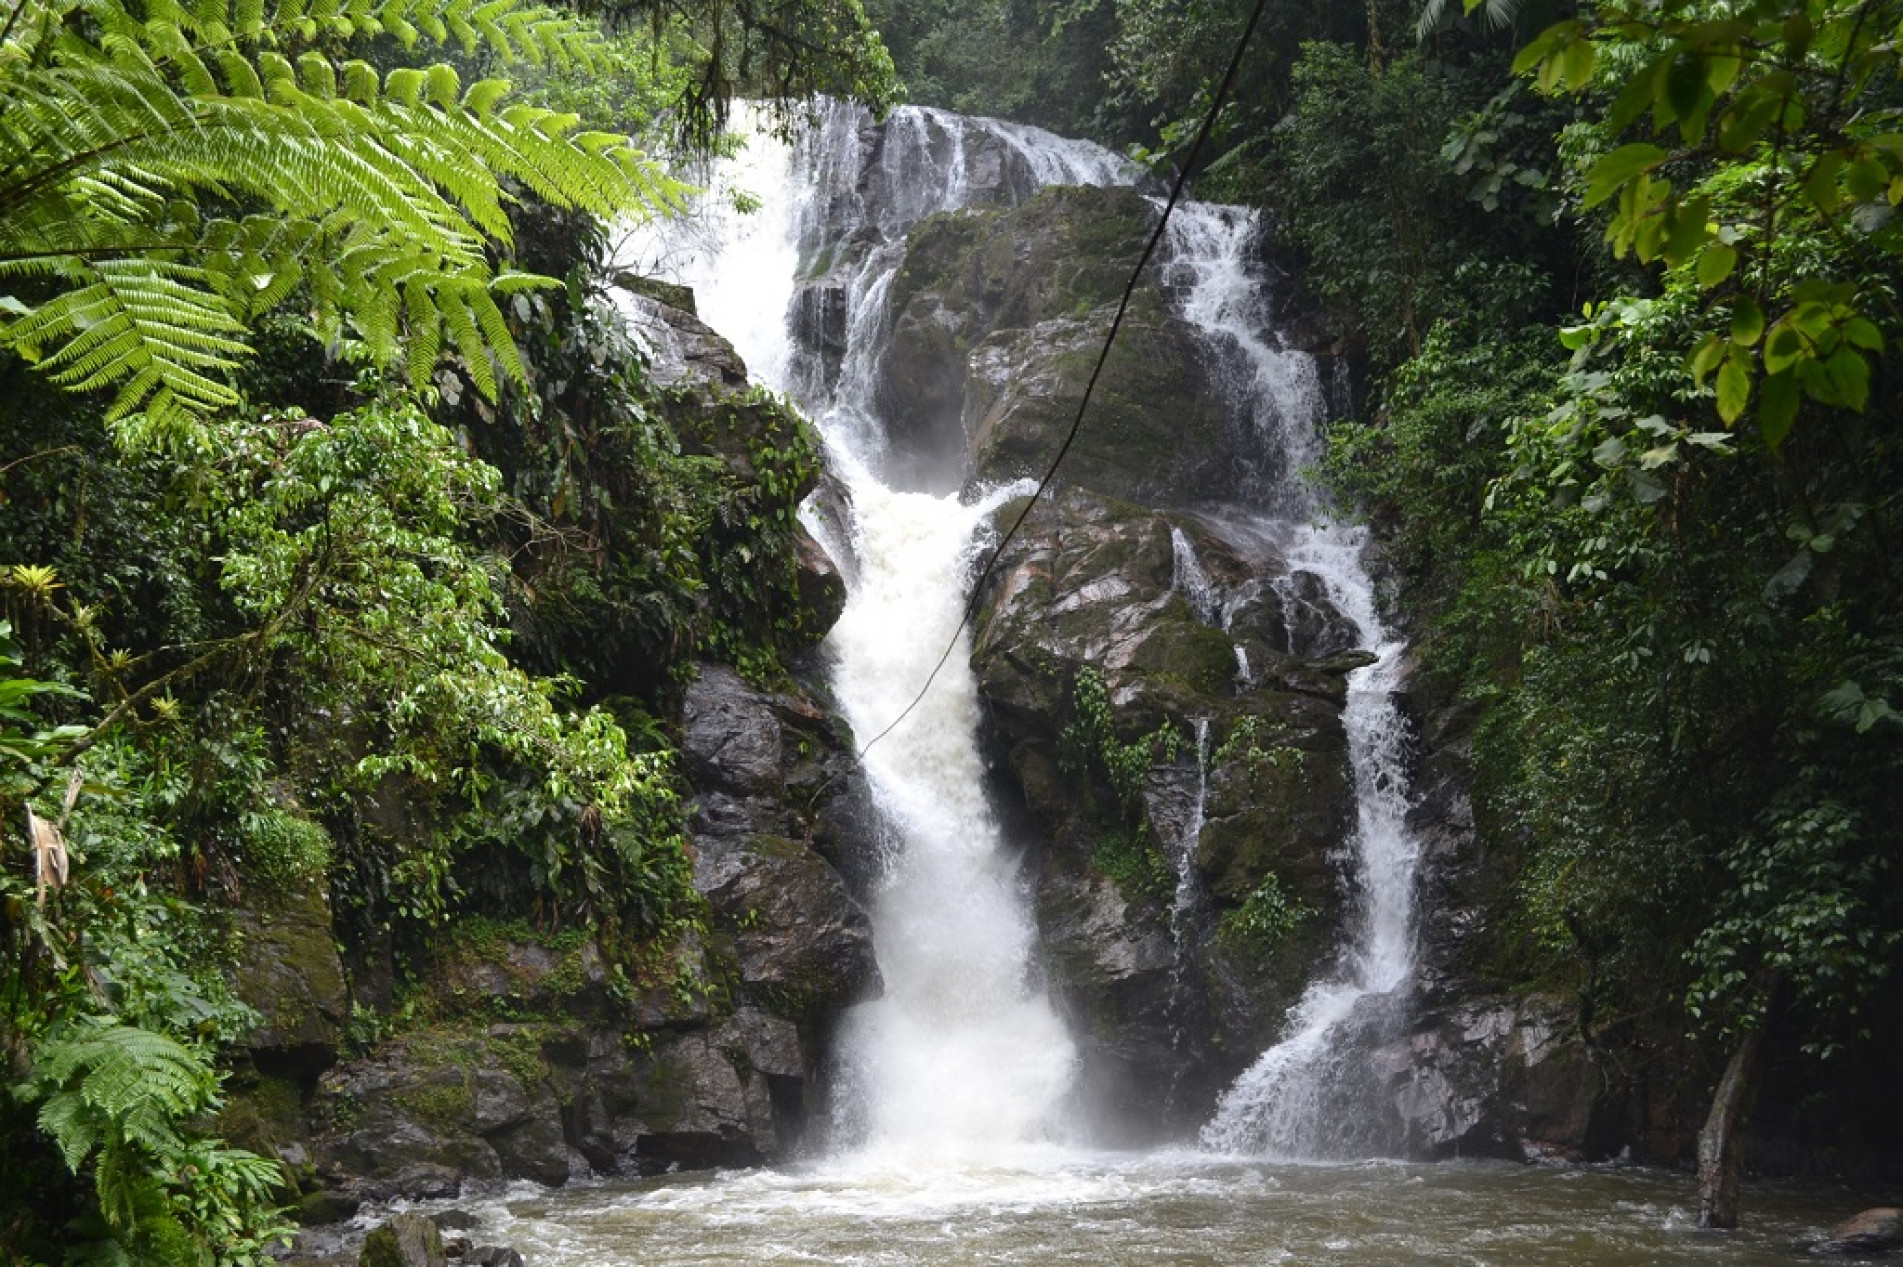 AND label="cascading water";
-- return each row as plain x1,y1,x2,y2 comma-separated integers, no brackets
624,101,1132,1157
1158,205,1425,1158
627,100,1423,1162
